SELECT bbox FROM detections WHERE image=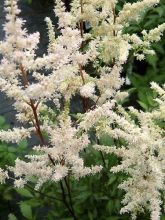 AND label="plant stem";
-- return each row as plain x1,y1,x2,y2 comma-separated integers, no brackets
26,184,62,202
60,180,77,220
79,0,90,113
19,64,55,166
64,176,77,219
100,151,107,169
97,139,107,169
20,64,78,219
